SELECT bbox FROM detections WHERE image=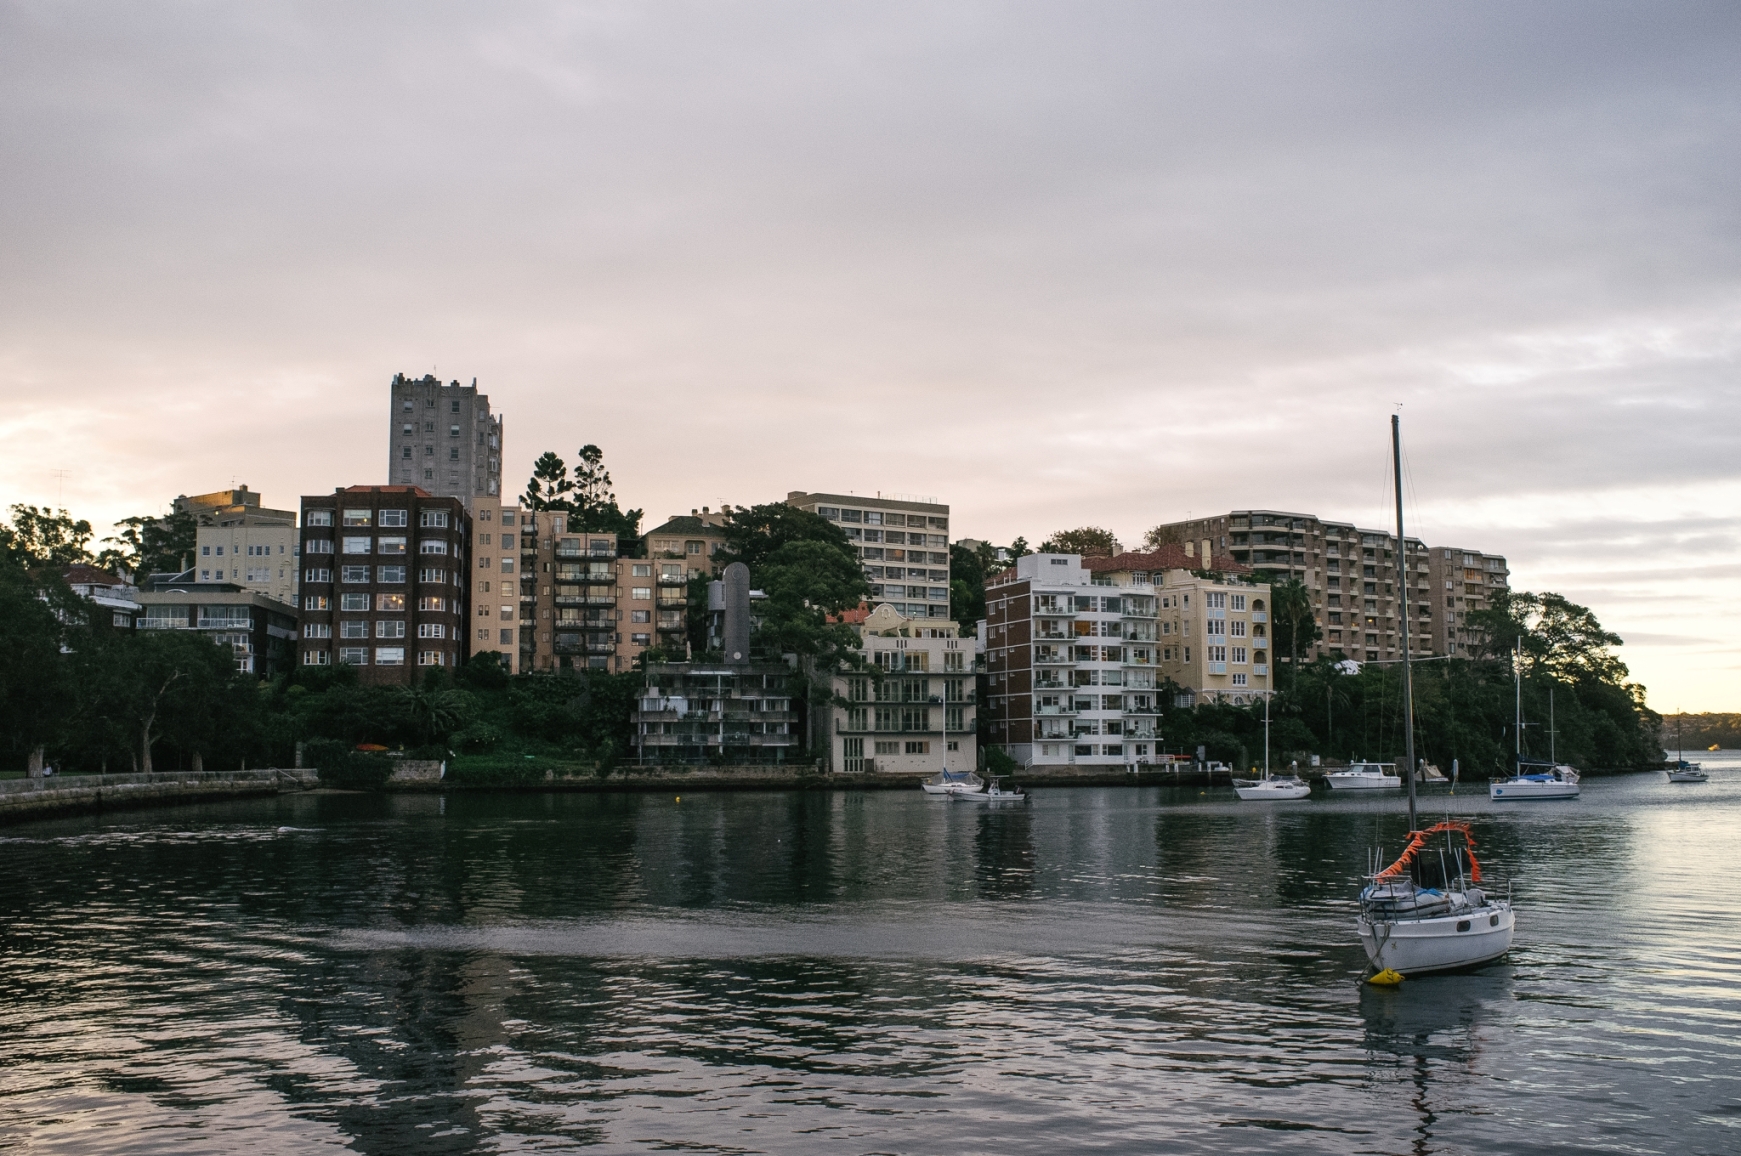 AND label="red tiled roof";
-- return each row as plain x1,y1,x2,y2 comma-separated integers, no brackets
829,603,873,625
60,564,125,585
